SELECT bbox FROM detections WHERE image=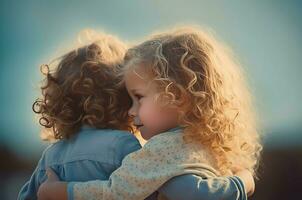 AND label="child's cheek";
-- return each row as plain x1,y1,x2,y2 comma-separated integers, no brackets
139,102,158,123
